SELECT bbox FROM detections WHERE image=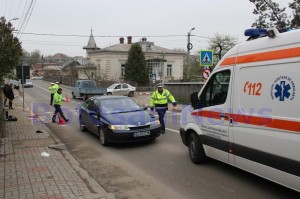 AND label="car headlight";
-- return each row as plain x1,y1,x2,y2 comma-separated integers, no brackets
149,119,160,127
109,125,130,131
